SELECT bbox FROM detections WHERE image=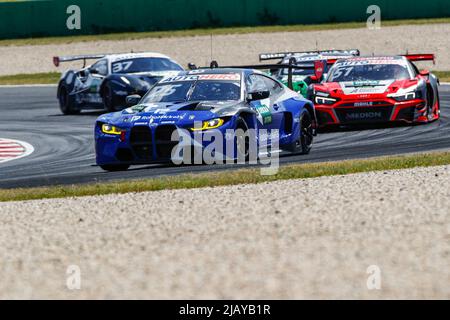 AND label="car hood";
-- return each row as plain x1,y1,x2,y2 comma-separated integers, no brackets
315,79,420,99
97,100,244,127
119,71,181,85
338,80,395,95
124,70,181,78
